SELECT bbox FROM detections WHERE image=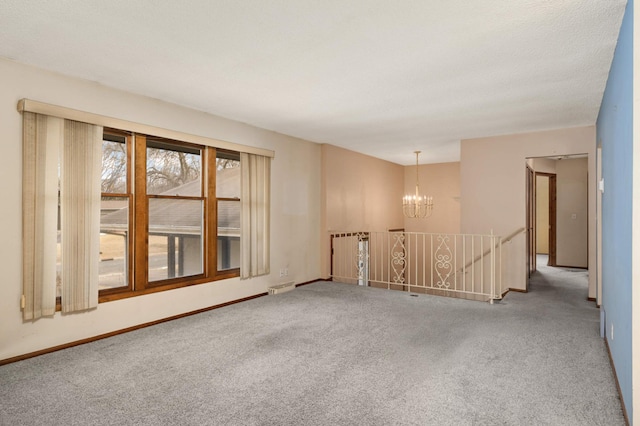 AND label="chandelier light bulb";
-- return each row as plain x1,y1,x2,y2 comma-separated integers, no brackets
402,151,433,219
